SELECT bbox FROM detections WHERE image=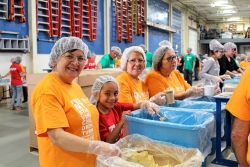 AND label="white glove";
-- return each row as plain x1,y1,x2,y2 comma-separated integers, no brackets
87,140,122,156
214,84,221,95
234,73,242,78
186,86,204,97
140,101,159,115
221,74,231,80
212,76,223,83
149,92,166,106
